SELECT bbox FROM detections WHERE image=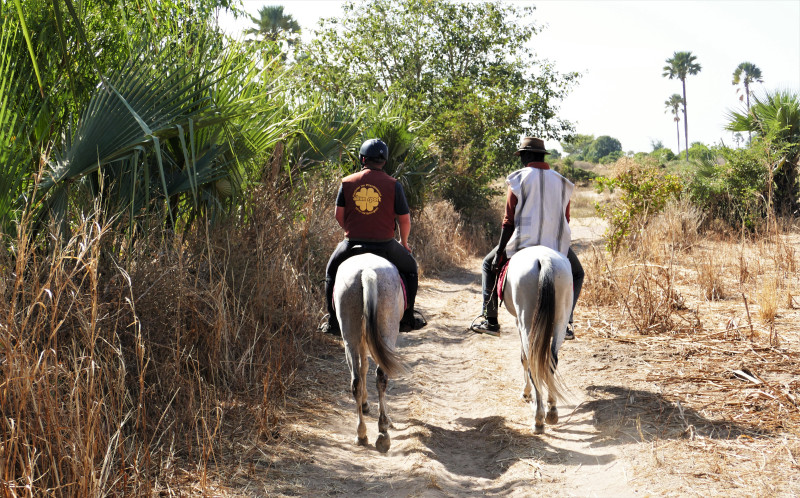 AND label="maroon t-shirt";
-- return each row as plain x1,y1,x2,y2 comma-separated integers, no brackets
340,168,401,241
